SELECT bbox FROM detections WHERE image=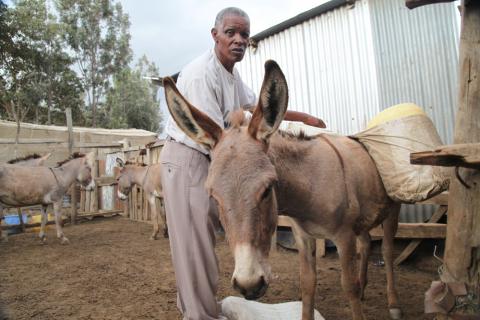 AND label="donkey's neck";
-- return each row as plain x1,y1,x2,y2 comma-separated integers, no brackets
130,167,148,187
52,160,81,189
268,133,324,217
